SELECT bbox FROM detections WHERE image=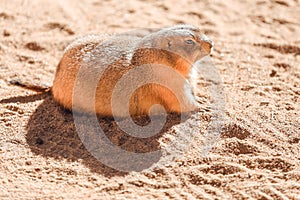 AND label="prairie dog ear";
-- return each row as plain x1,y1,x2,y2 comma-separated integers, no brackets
164,38,173,50
153,38,171,50
167,39,172,50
